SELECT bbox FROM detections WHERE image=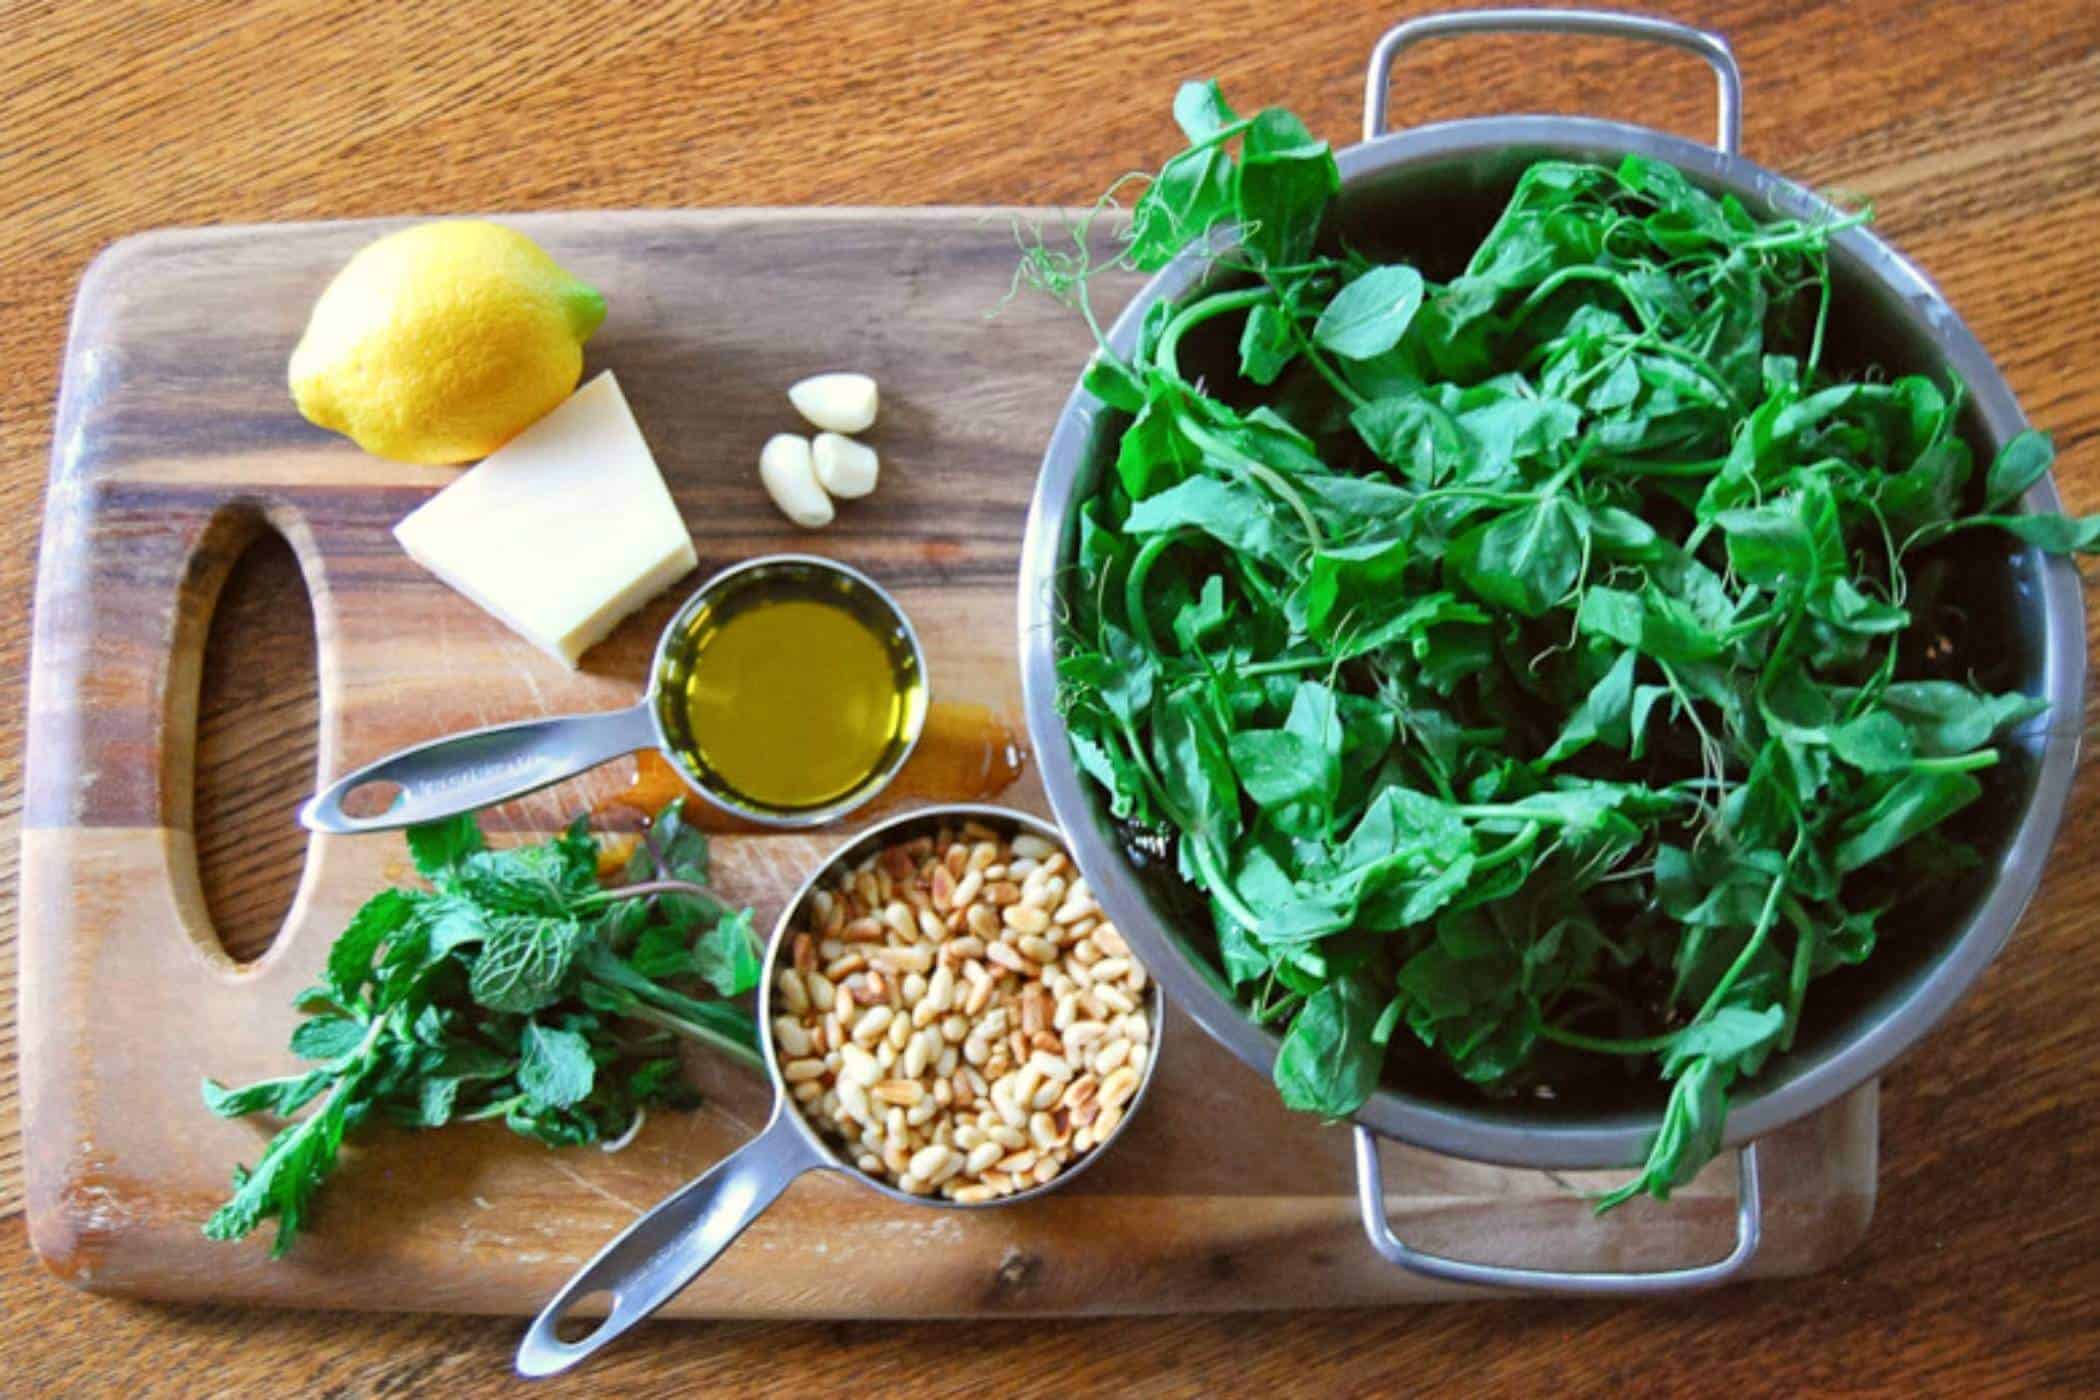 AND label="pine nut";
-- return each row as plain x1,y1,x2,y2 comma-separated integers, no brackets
1092,922,1130,958
952,1184,997,1204
887,1011,912,1051
1054,992,1080,1032
1018,934,1060,964
1054,896,1097,927
873,1079,924,1107
791,1080,823,1103
852,1005,894,1044
1099,1065,1141,1110
873,944,934,975
1029,1050,1074,1083
1004,903,1051,936
965,1141,1003,1174
773,1018,811,1056
1092,1037,1131,1076
1011,833,1055,860
775,969,808,1014
903,1029,934,1079
807,971,836,1012
782,1057,827,1082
